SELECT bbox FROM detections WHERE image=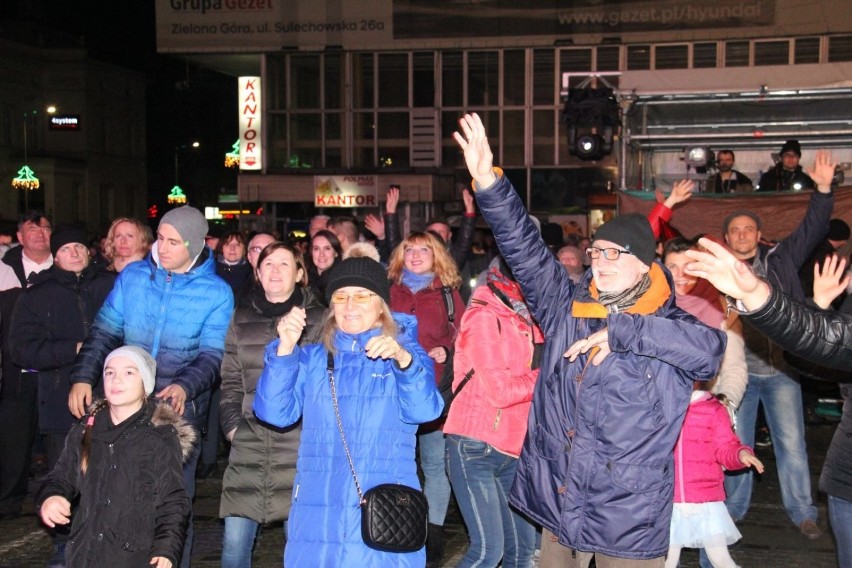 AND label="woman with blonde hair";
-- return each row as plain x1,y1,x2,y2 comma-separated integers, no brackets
387,231,466,567
103,217,153,273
